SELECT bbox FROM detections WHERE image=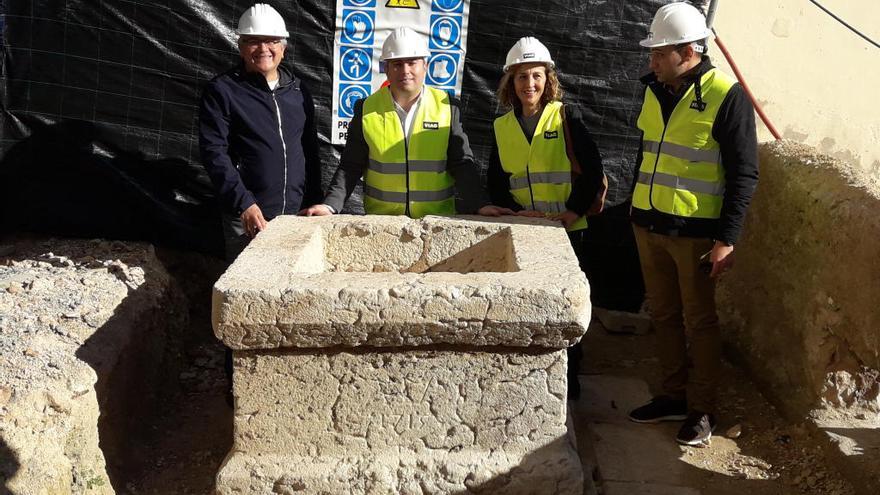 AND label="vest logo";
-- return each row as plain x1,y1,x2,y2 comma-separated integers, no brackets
690,100,707,112
386,0,419,9
544,130,558,139
423,121,439,129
